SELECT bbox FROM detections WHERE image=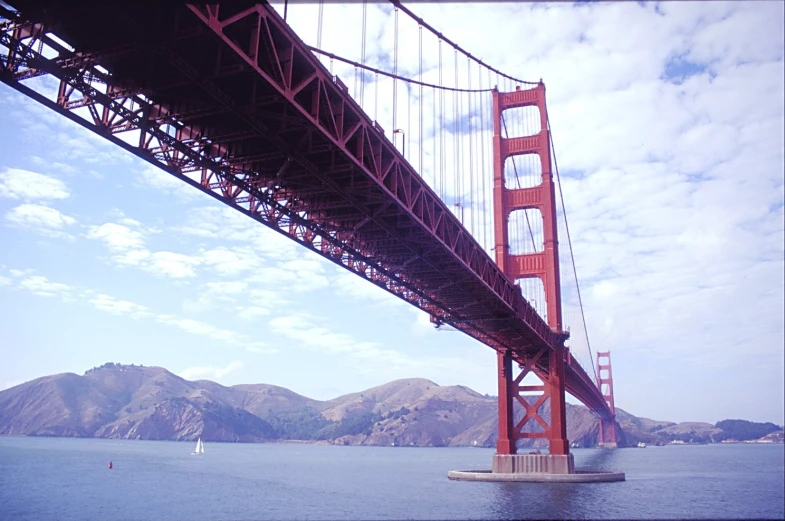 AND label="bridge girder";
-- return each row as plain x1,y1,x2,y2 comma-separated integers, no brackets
0,1,613,425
